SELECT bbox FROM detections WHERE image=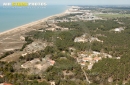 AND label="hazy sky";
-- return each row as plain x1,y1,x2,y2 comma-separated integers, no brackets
0,0,130,5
